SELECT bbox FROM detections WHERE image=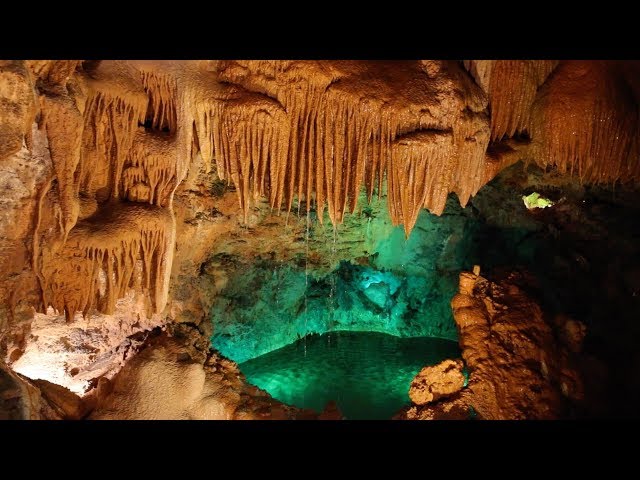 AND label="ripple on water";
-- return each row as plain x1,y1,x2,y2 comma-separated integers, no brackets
239,331,460,419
